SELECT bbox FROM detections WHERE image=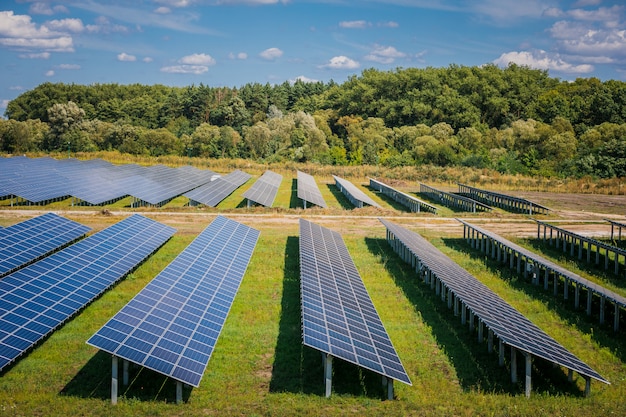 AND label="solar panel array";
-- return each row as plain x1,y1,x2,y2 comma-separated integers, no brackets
369,178,437,213
457,183,550,215
333,175,381,208
87,215,259,387
380,218,608,387
185,170,251,207
0,214,176,372
297,171,327,208
0,156,216,206
0,213,91,278
242,170,283,207
298,218,411,385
